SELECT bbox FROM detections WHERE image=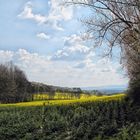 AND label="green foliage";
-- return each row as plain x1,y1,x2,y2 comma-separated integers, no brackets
0,100,140,139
